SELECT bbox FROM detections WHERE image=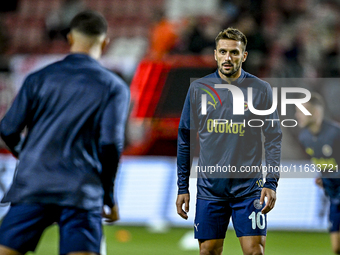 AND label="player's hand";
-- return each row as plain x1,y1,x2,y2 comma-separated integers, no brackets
176,193,190,220
102,204,119,223
260,188,276,214
315,178,323,188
